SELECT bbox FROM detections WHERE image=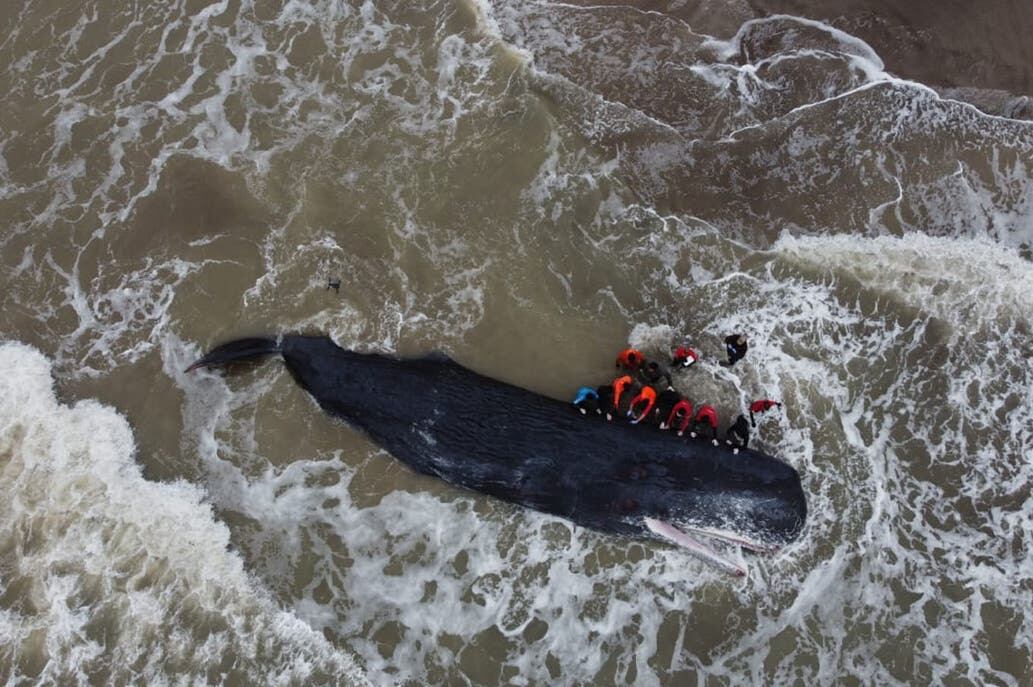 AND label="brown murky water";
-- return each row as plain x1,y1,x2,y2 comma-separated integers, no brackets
1,0,1032,685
